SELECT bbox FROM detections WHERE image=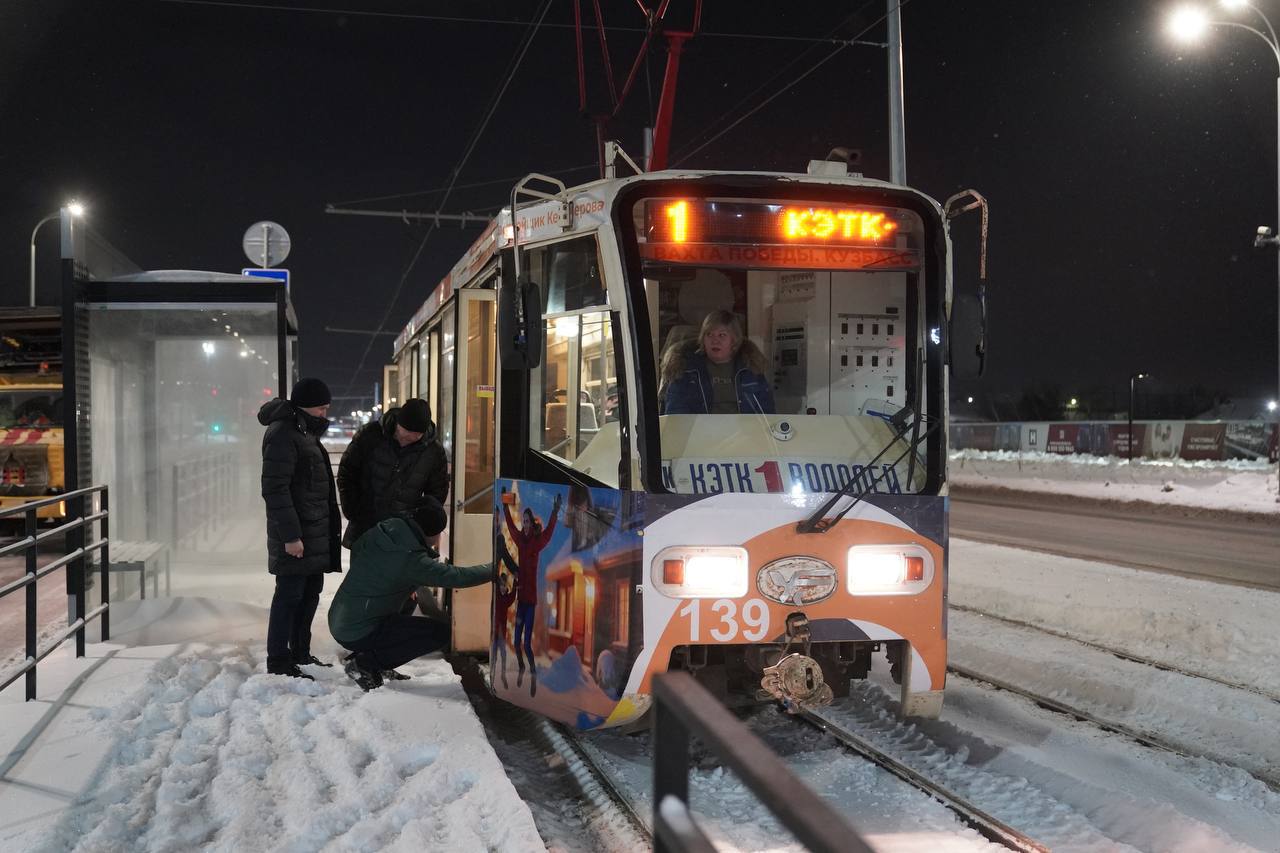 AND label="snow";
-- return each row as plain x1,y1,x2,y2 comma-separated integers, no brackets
949,539,1280,698
0,598,543,852
949,449,1280,515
